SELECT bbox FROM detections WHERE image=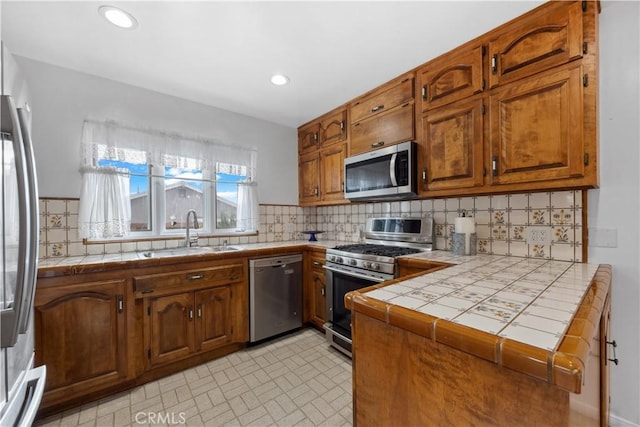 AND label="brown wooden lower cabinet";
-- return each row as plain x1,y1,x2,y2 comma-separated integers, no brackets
145,286,233,367
35,256,249,416
303,248,327,330
34,277,131,413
